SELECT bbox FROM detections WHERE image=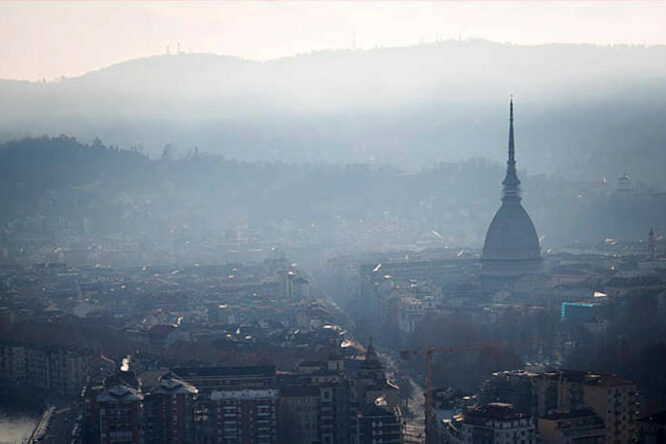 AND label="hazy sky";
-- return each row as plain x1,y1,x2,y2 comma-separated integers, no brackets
2,1,666,81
